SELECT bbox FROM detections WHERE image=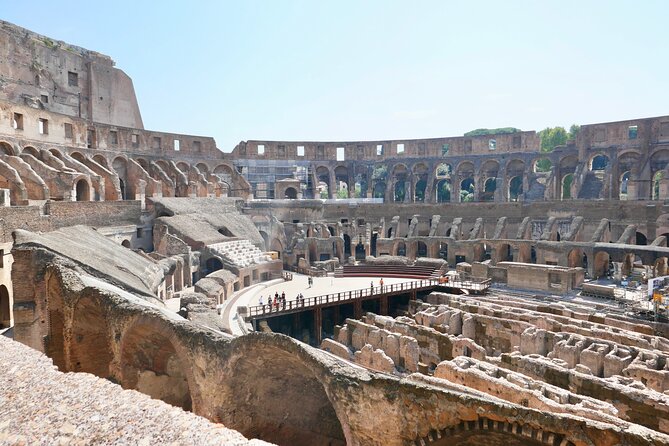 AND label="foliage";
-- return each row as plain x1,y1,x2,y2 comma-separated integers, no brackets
568,124,581,139
538,127,568,152
459,182,475,202
372,164,387,180
464,127,521,137
336,187,348,199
